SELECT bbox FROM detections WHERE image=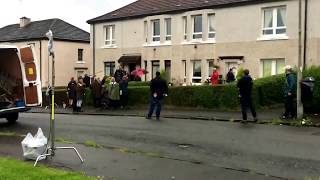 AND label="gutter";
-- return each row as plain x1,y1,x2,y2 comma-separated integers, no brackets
303,0,308,69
